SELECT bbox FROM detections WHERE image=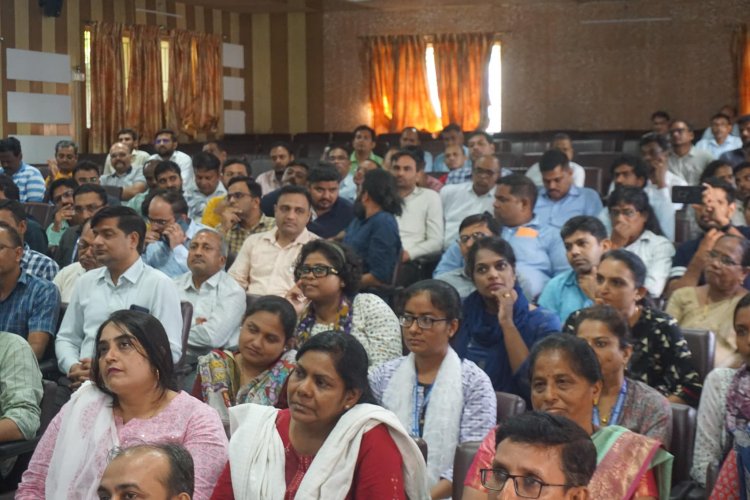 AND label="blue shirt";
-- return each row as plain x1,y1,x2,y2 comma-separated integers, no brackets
21,243,59,282
343,211,401,284
534,185,603,230
0,162,45,202
142,220,206,278
537,269,593,324
719,148,749,168
0,271,60,339
308,197,354,239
